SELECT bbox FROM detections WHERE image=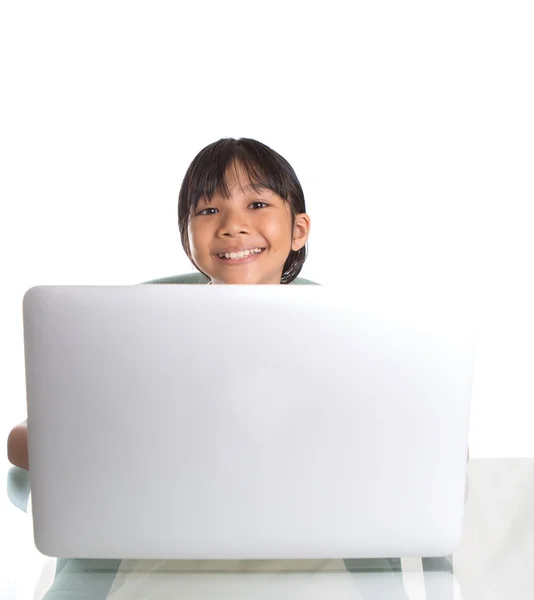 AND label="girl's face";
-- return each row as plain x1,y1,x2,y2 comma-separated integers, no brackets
187,163,310,284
